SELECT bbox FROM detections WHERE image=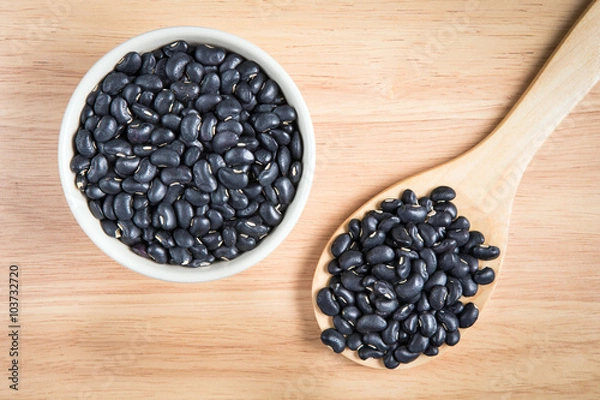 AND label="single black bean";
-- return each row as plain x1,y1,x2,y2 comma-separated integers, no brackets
161,113,181,131
165,52,191,81
116,51,142,75
256,201,281,227
447,300,465,315
93,115,118,143
184,62,204,84
437,309,459,332
428,285,448,311
118,219,142,245
397,204,428,224
172,228,195,248
445,329,461,346
75,129,96,158
366,245,395,265
178,113,200,144
170,81,200,103
135,74,163,92
419,312,438,338
212,131,239,154
194,94,222,114
93,91,112,116
383,351,400,369
340,305,361,326
447,229,470,247
460,276,479,297
371,263,398,283
393,346,420,364
206,209,224,230
472,244,500,260
407,333,429,354
125,121,152,144
430,326,447,347
402,313,419,335
390,225,412,247
424,345,439,357
70,155,91,175
156,202,177,231
194,44,226,66
101,196,116,220
273,104,297,124
191,160,217,193
112,192,133,221
131,157,156,183
86,154,108,183
356,292,374,314
101,71,129,95
110,96,133,125
88,199,104,220
395,274,425,302
417,223,438,247
337,250,364,271
173,199,194,229
430,185,456,202
316,288,340,316
114,156,139,178
188,216,210,238
341,270,365,292
374,297,399,316
200,72,220,94
427,211,452,228
274,176,295,205
253,112,281,133
160,166,192,186
345,332,362,351
98,175,122,196
320,328,346,354
355,314,387,333
474,266,495,285
101,219,120,238
434,201,458,220
133,207,151,229
446,278,463,306
154,230,175,249
458,303,479,328
169,246,192,265
333,315,354,336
